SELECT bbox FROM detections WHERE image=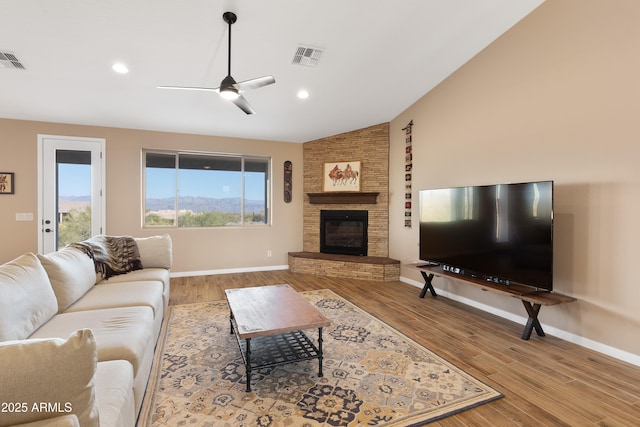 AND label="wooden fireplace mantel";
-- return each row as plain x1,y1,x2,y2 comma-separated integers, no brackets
306,192,379,204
